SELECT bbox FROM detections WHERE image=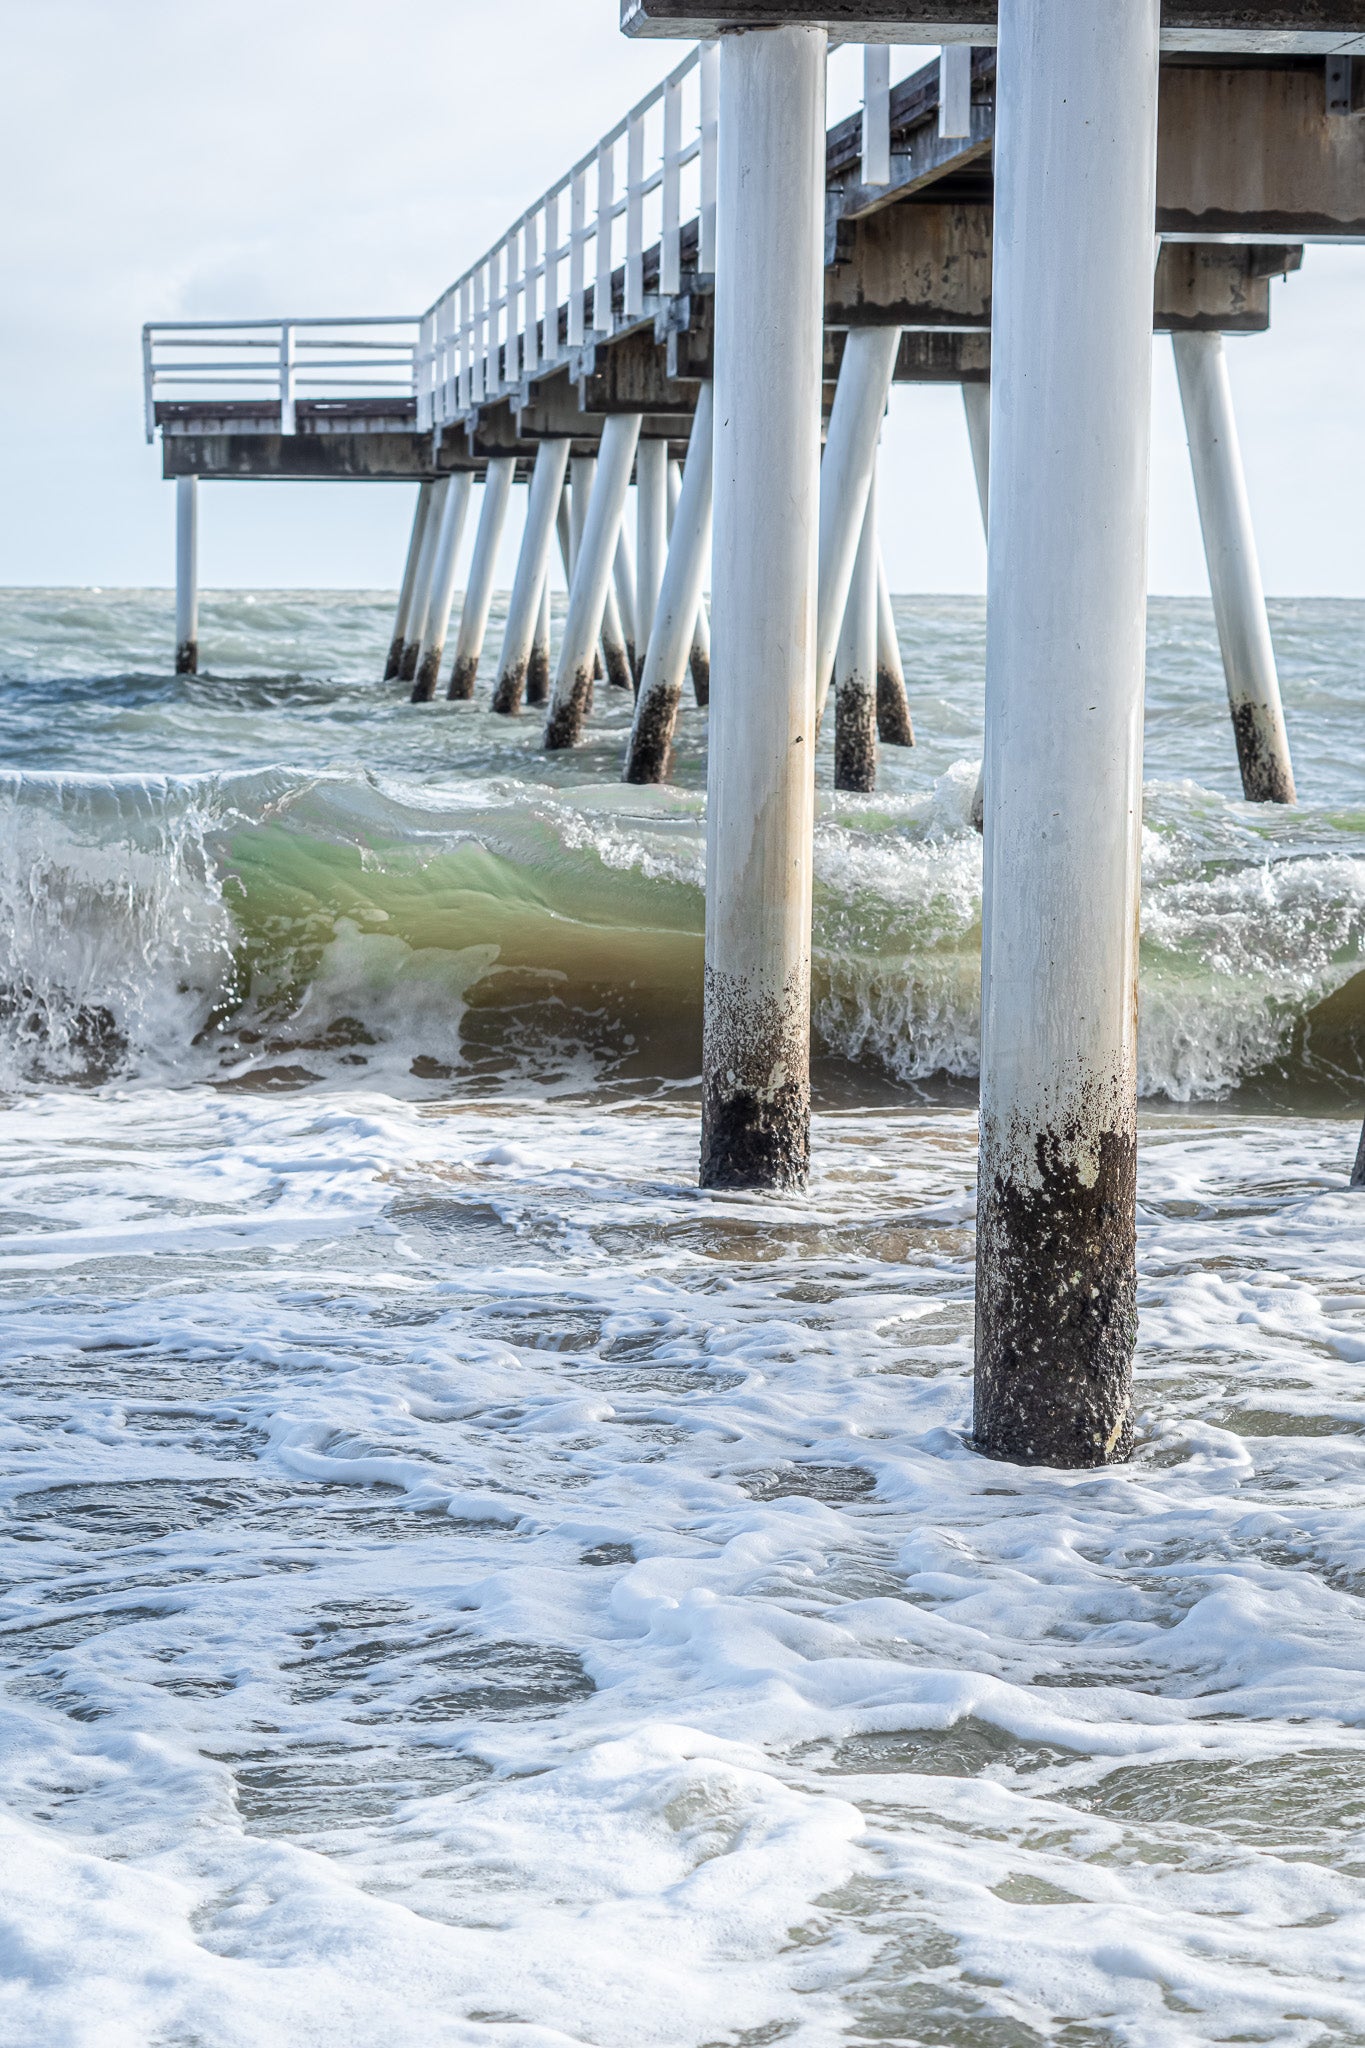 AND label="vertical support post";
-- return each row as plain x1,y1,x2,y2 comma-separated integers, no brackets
175,475,199,676
399,475,450,683
449,456,515,700
834,465,879,791
624,383,715,784
702,26,825,1191
1172,331,1295,804
699,39,720,275
876,547,914,747
815,325,901,725
385,482,432,681
492,440,570,716
670,457,711,705
862,45,891,186
635,439,669,659
528,578,553,706
411,472,474,701
545,413,641,748
662,68,684,296
975,0,1160,1469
